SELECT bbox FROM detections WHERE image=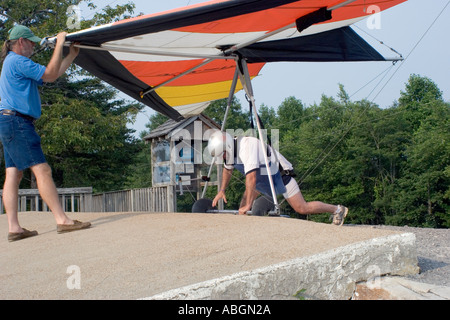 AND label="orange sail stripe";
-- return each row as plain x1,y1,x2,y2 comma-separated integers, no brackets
119,59,264,87
173,0,405,33
112,0,230,26
174,1,319,33
172,8,312,33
